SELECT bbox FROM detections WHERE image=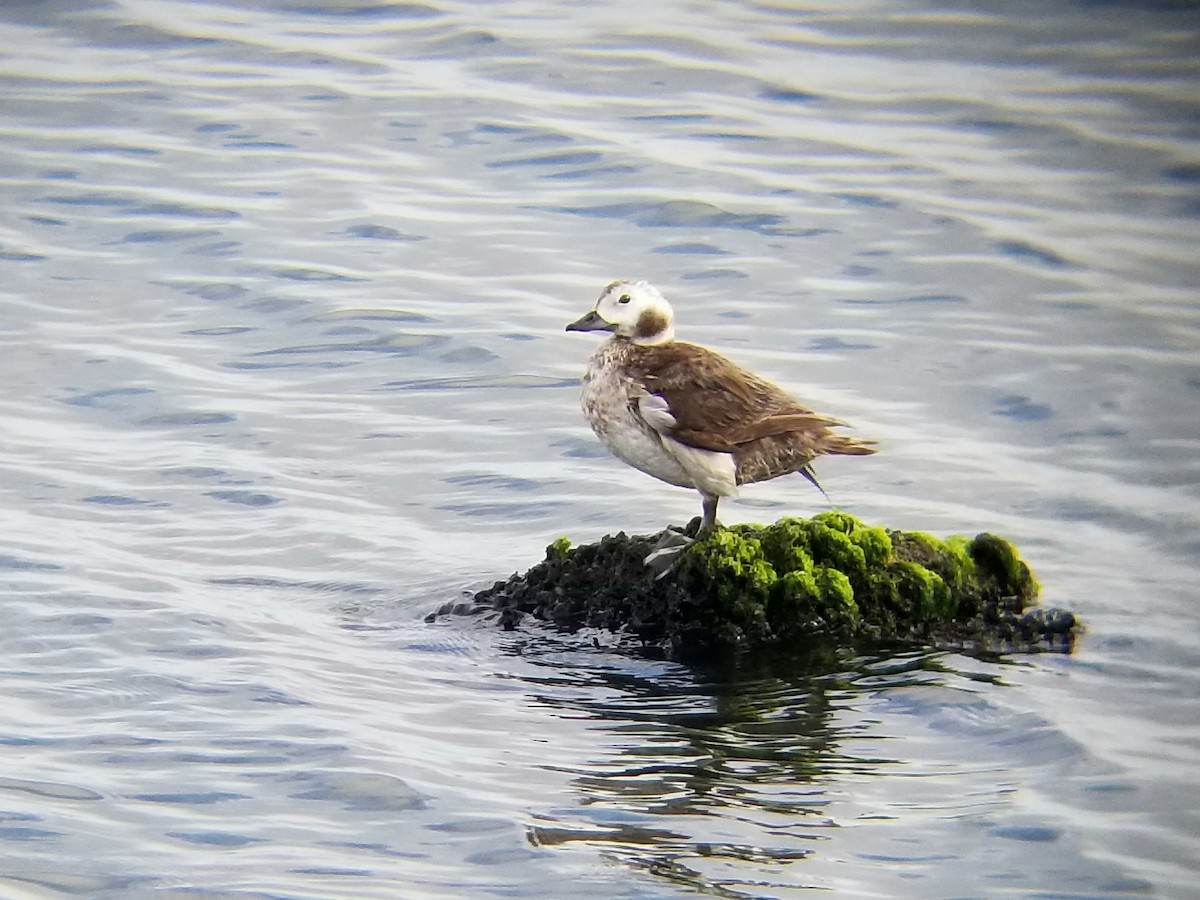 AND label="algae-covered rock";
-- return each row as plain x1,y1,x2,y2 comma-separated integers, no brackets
434,512,1078,660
